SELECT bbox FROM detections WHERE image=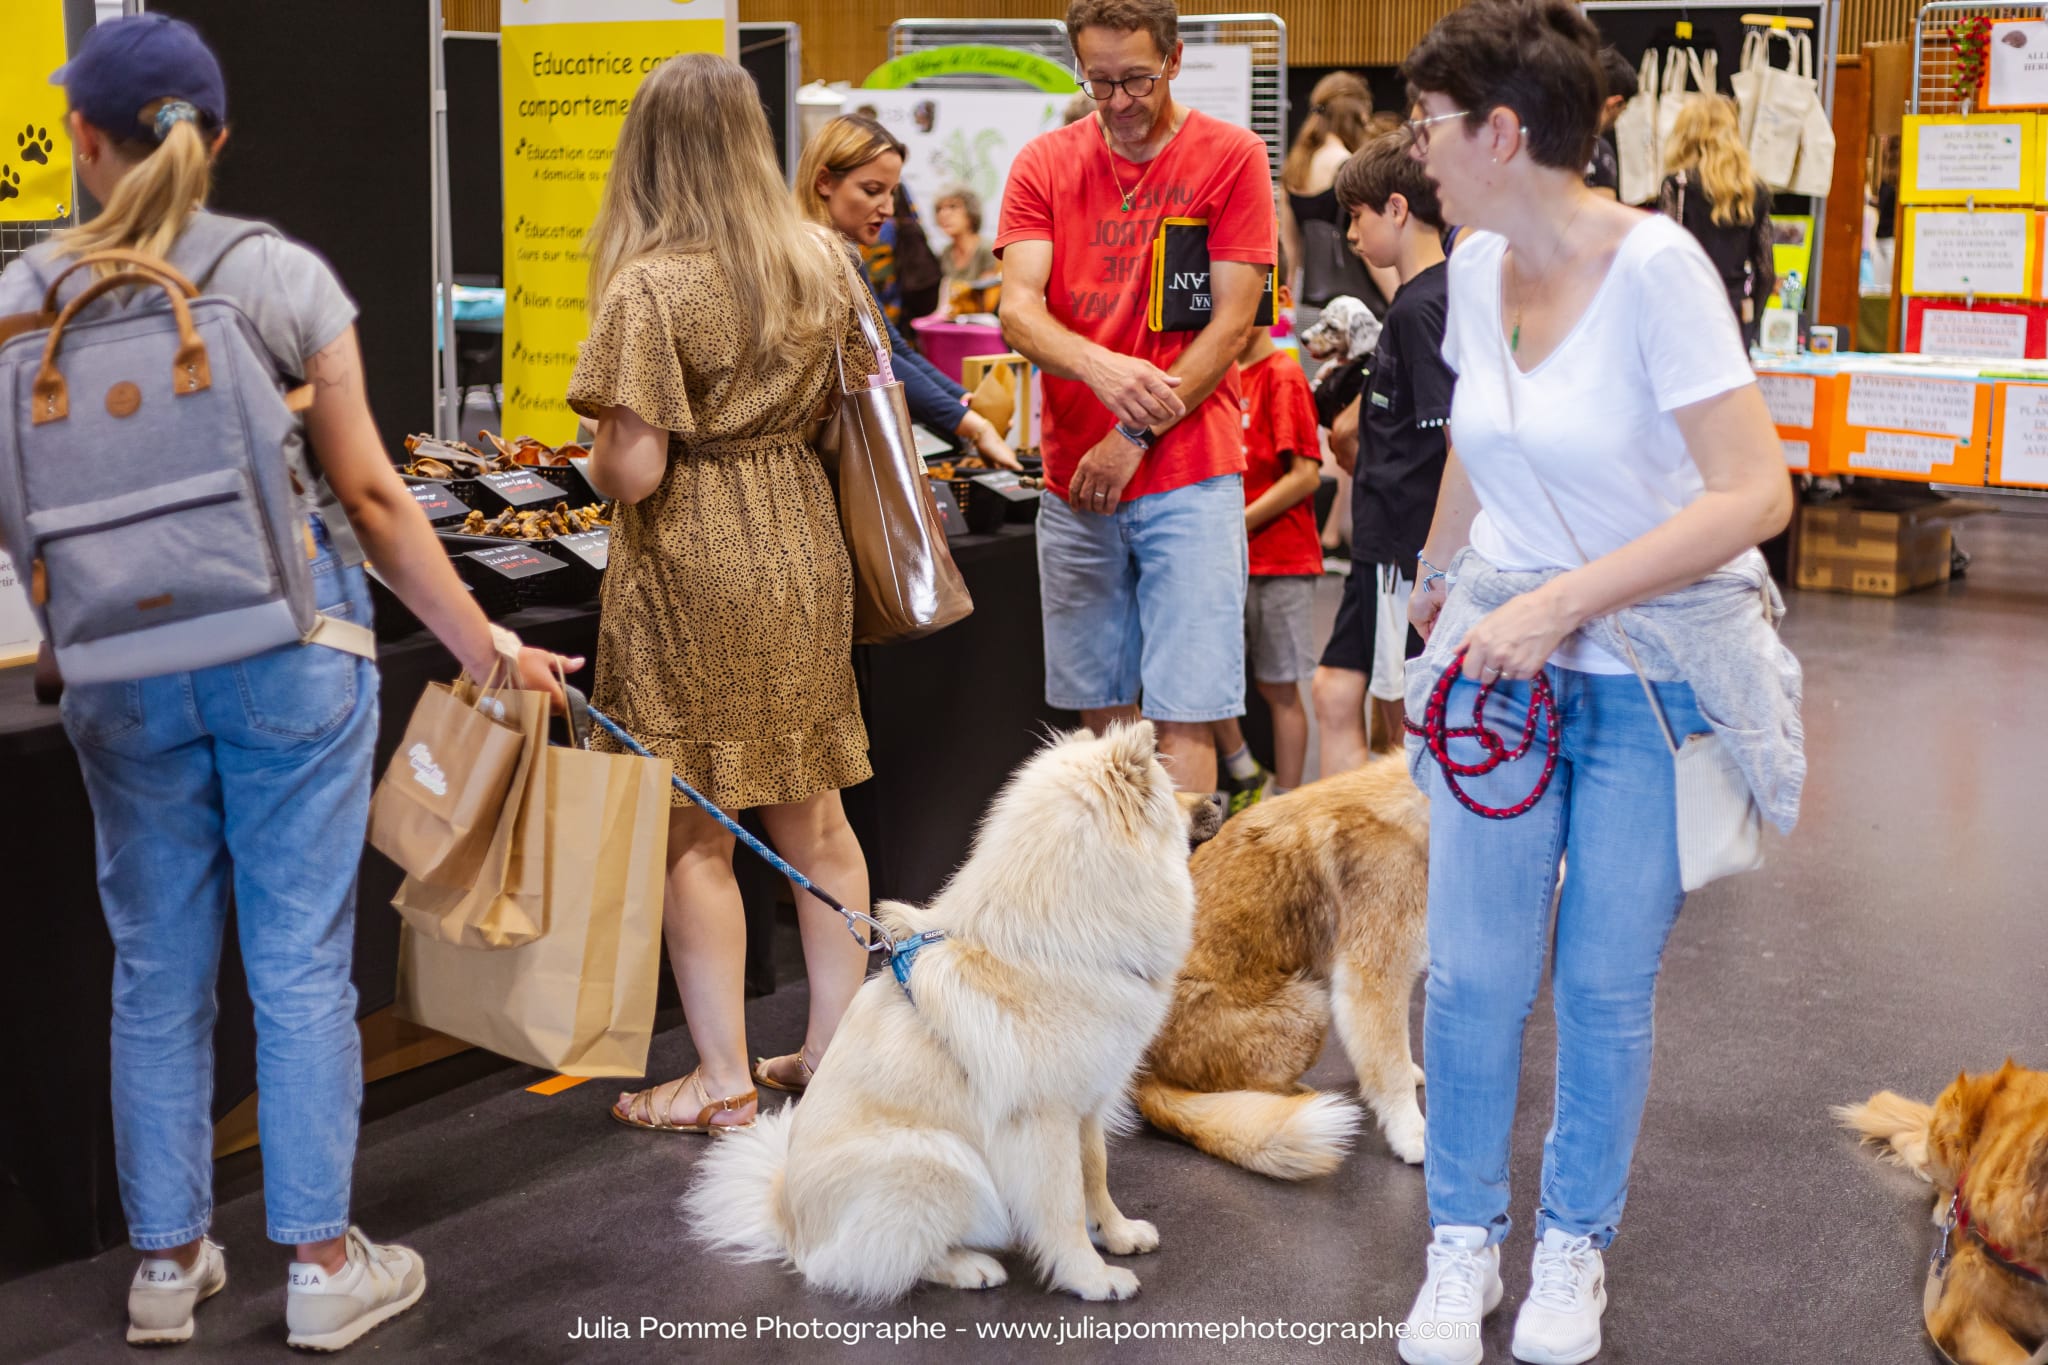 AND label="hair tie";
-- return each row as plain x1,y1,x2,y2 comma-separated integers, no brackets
153,101,201,142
